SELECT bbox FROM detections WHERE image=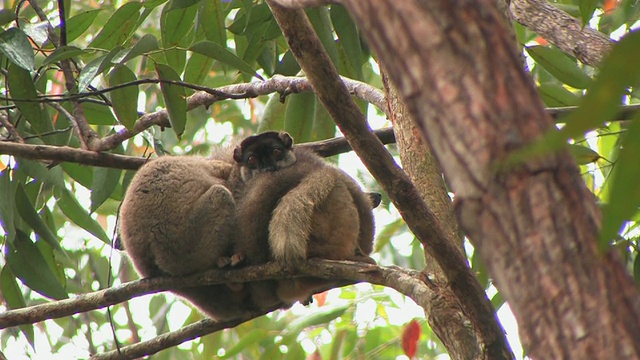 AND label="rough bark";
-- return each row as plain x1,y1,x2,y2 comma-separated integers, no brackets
266,2,513,358
342,0,640,359
510,0,613,66
384,73,481,359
